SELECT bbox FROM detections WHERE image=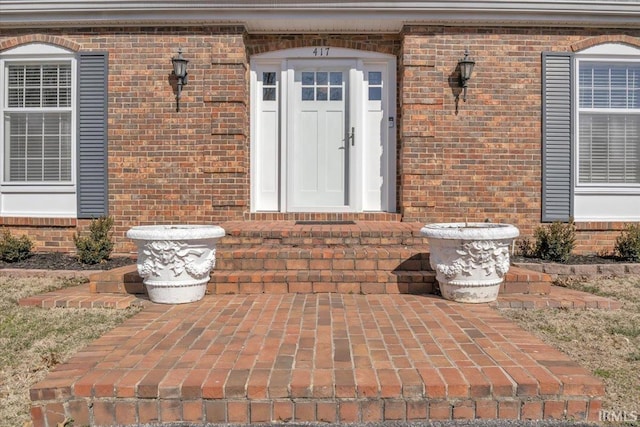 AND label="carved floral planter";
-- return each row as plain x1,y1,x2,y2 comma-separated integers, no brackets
420,223,520,303
126,225,225,304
